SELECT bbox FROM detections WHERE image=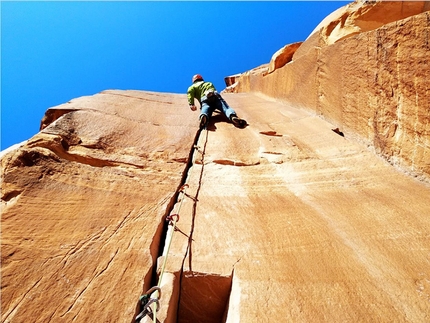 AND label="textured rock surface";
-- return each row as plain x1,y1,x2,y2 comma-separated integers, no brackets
267,42,302,74
2,1,430,322
231,2,430,182
1,90,198,322
156,93,430,323
2,90,430,322
306,0,430,47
